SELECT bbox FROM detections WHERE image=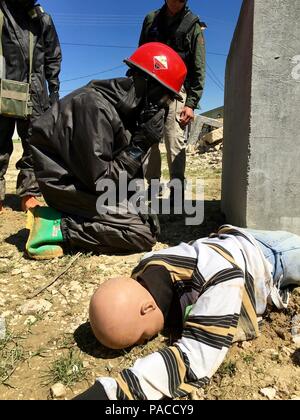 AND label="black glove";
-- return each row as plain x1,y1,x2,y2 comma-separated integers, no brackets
132,108,165,153
139,210,161,237
49,92,59,106
72,381,109,400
